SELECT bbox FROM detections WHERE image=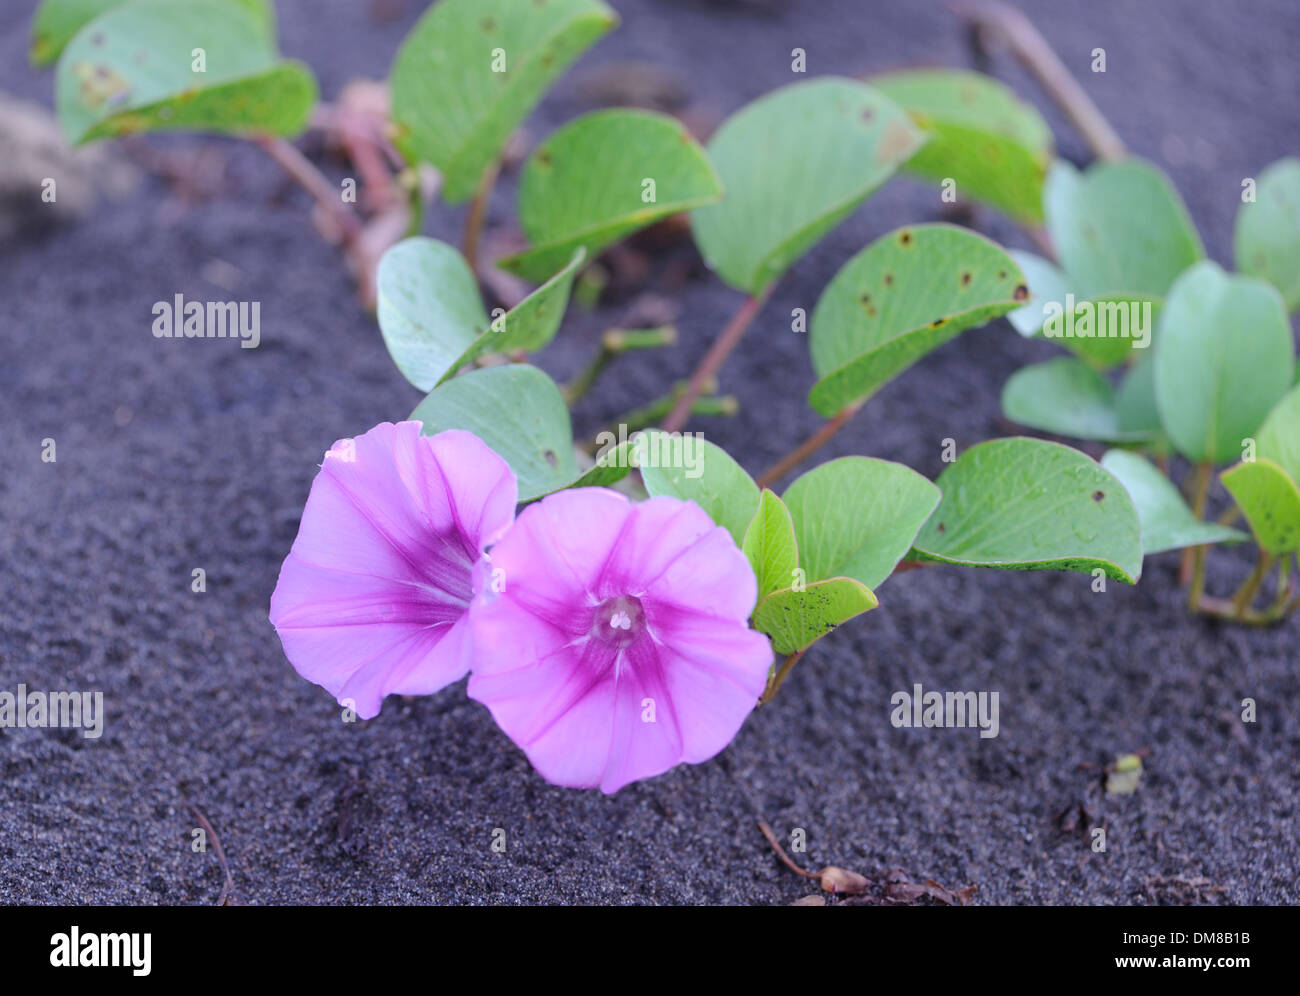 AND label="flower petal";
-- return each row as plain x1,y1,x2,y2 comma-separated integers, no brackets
467,488,771,792
270,422,516,718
